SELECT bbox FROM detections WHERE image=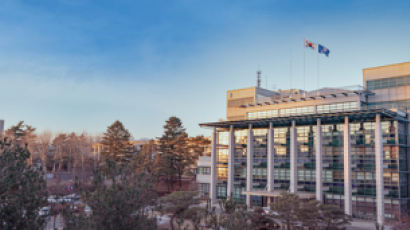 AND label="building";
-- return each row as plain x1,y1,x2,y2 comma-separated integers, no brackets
0,120,4,136
196,156,212,200
200,62,410,226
